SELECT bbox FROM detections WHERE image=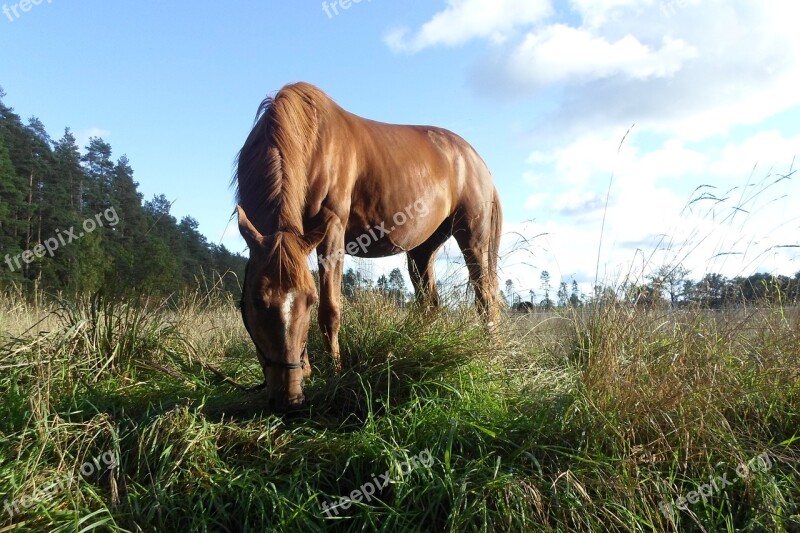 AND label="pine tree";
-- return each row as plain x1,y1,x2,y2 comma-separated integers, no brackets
53,129,83,210
388,267,407,305
557,281,569,307
540,271,552,310
81,137,114,214
505,279,514,306
178,215,213,286
0,137,25,282
137,194,182,293
569,279,581,307
106,155,148,287
376,274,389,296
343,268,358,300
